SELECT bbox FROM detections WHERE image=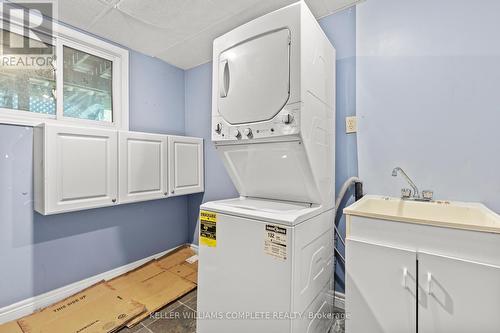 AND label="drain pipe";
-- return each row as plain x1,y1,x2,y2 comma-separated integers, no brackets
330,177,362,310
334,177,362,257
